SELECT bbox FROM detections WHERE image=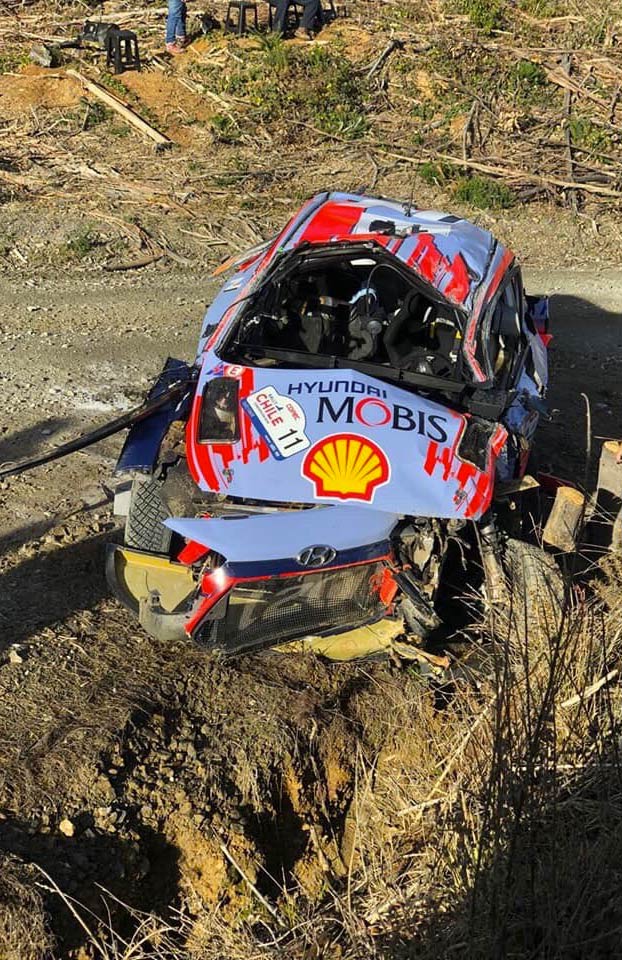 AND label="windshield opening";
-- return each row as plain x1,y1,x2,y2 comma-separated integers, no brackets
221,250,467,382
